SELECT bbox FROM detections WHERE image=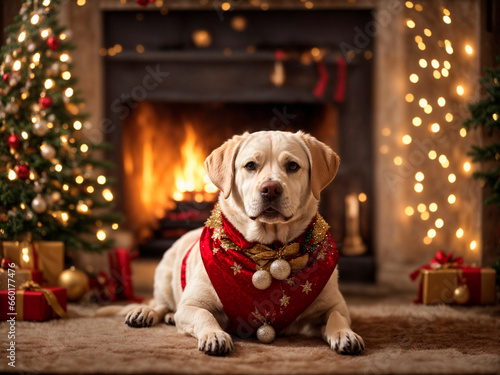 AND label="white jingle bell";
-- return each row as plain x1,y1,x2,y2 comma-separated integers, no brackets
270,259,291,280
252,270,272,290
257,323,276,344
